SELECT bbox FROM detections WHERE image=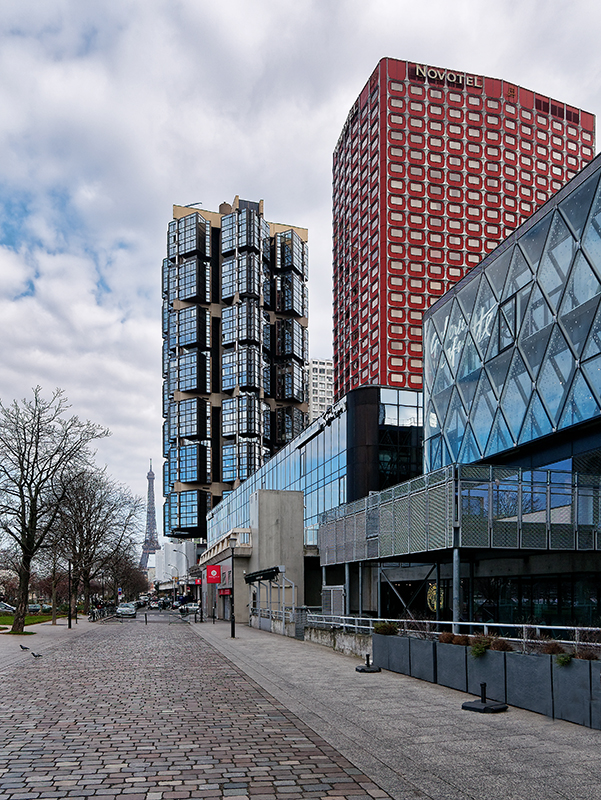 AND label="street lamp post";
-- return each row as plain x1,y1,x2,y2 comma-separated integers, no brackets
228,534,238,638
173,549,190,601
168,565,178,607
